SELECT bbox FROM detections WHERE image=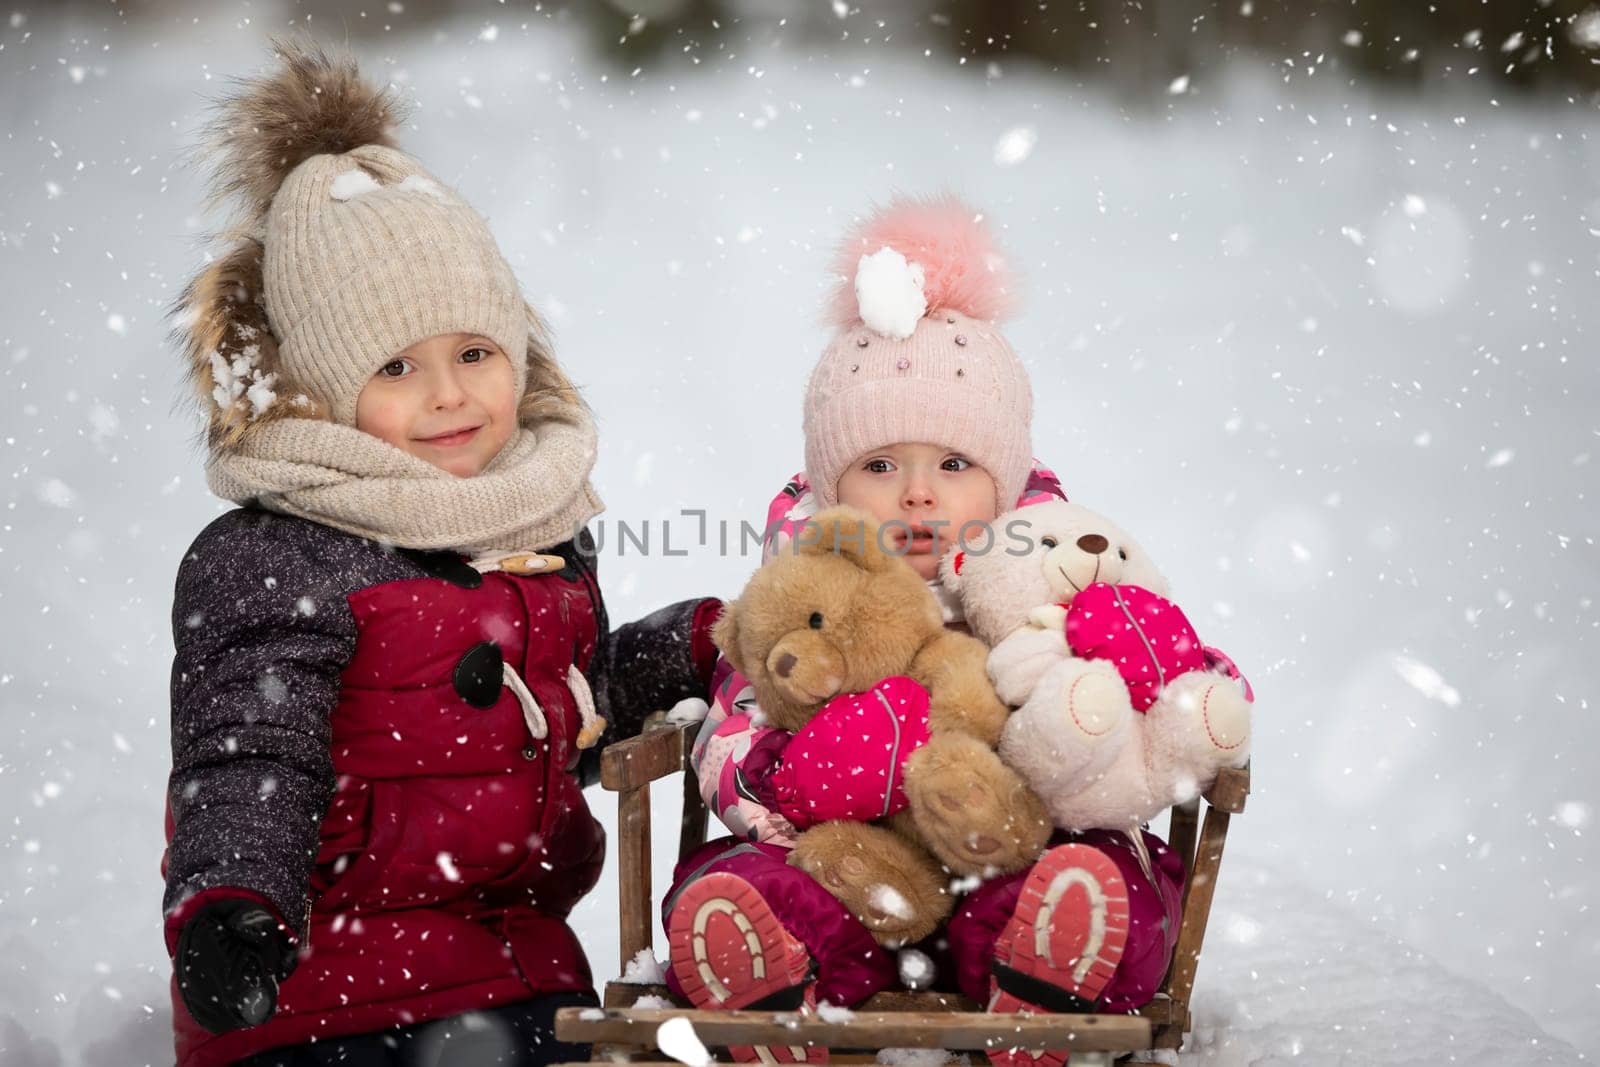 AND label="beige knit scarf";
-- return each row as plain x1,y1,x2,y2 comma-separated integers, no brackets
207,414,604,554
